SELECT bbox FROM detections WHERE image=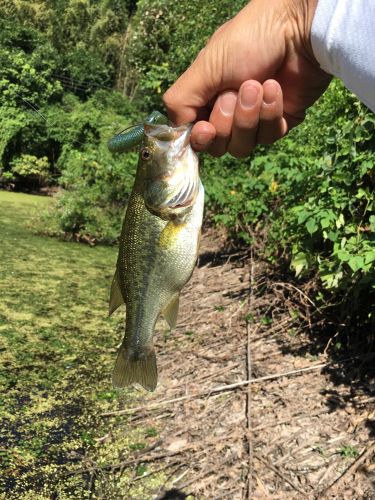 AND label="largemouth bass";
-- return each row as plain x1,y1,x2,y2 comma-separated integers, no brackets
108,118,204,391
